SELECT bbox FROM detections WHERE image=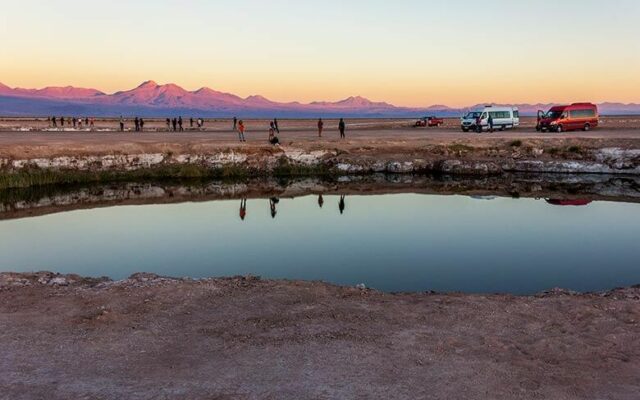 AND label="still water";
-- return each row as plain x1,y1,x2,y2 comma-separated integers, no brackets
1,193,639,294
